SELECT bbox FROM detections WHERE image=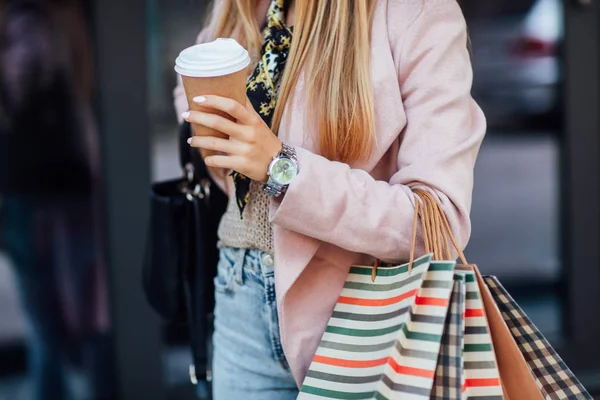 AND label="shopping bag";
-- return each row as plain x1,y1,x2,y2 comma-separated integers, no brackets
430,275,465,400
375,259,456,399
483,276,593,400
299,254,456,399
455,266,504,400
414,189,505,399
474,266,544,400
300,189,505,399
